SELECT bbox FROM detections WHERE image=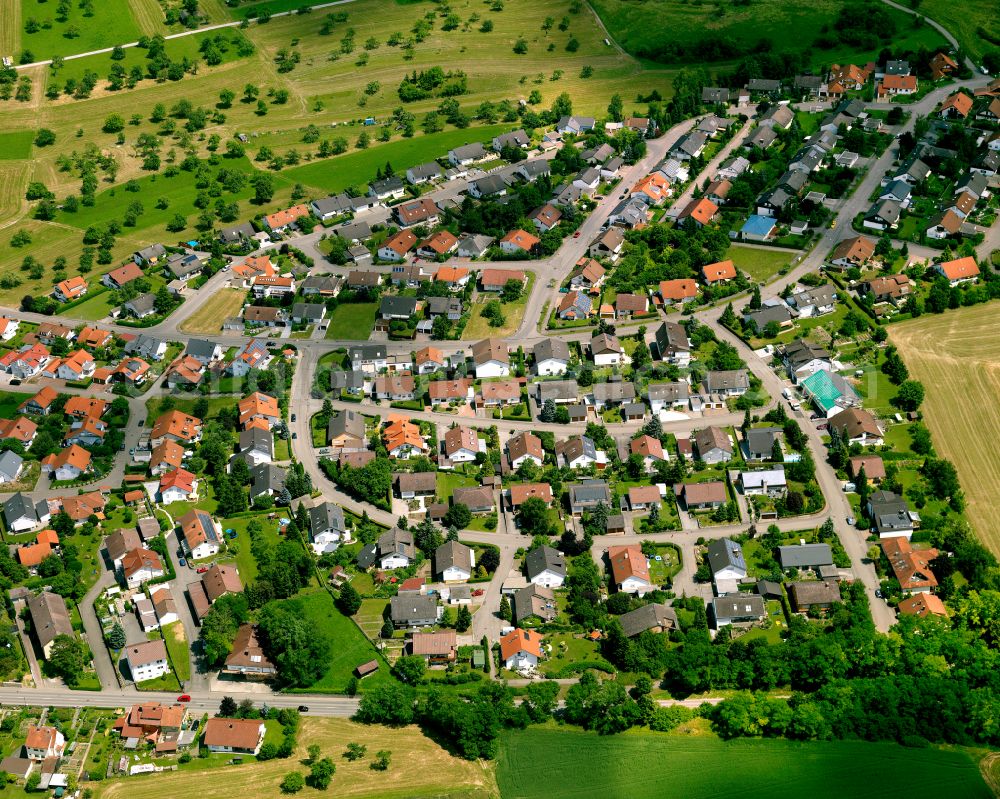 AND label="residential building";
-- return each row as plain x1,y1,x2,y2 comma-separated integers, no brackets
712,594,766,628
739,467,787,497
203,718,266,755
499,628,543,670
868,490,918,540
618,603,679,637
178,509,221,560
408,630,457,665
524,546,565,588
707,538,748,582
26,591,73,658
608,544,652,595
472,338,510,378
435,540,475,582
788,580,842,612
389,594,440,628
122,548,165,588
533,338,570,376
499,229,540,255
224,624,277,680
590,333,623,366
